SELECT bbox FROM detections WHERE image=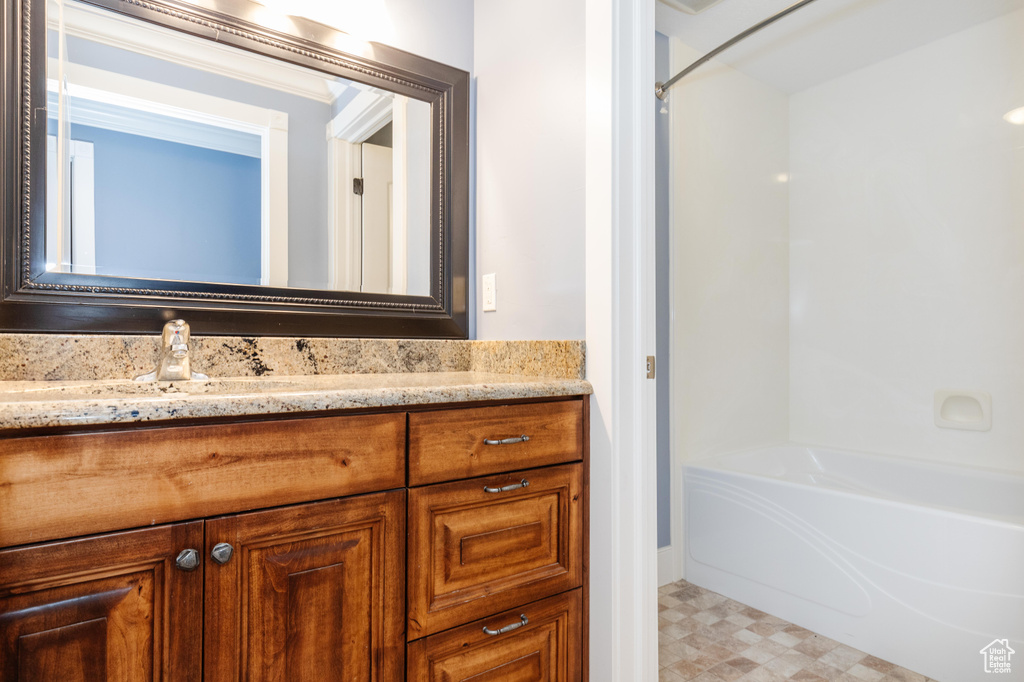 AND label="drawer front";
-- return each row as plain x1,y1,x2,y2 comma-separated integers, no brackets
409,400,583,486
407,464,583,639
407,590,582,682
0,413,406,547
